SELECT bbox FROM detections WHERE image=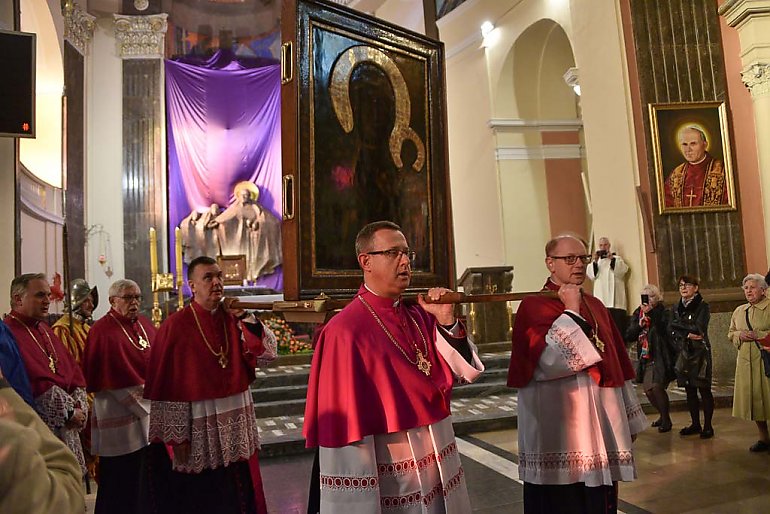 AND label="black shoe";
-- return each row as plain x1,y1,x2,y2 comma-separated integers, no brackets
700,428,714,439
651,419,662,427
658,422,672,433
749,440,770,452
679,425,702,436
